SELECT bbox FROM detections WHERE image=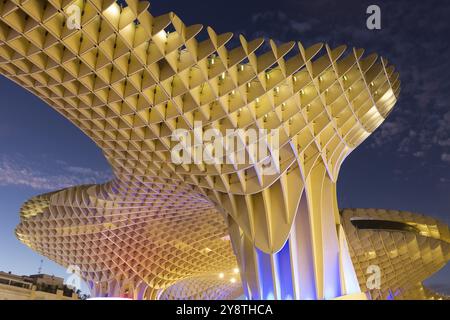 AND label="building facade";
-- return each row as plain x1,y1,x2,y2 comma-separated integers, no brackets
0,272,79,300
